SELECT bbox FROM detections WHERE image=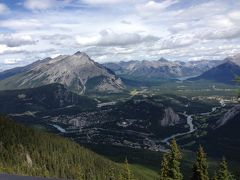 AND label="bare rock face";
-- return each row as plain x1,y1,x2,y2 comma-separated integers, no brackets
26,153,33,168
215,105,240,128
160,107,181,127
0,52,124,94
